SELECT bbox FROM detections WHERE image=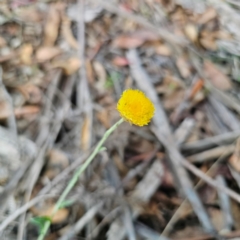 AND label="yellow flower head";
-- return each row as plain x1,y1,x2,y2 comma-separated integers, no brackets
117,89,155,126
